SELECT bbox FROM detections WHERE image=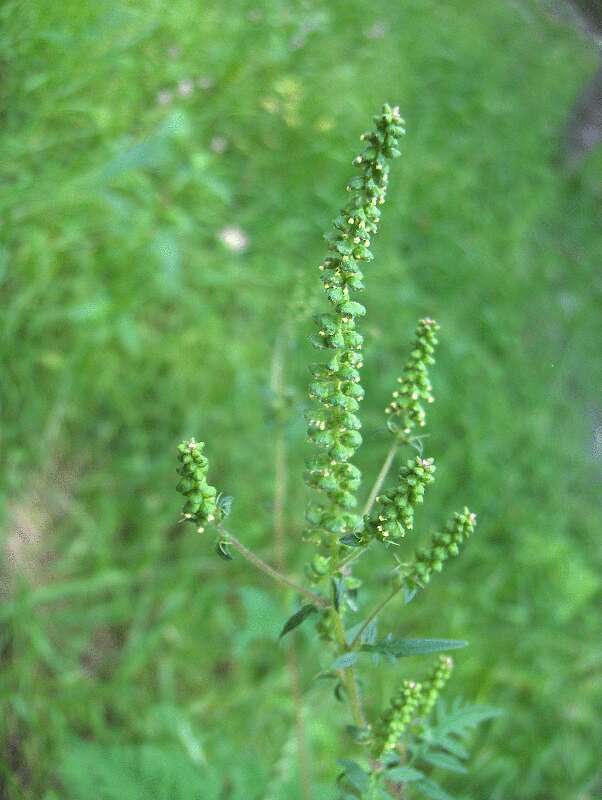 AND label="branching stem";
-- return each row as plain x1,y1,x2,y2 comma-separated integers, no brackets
334,439,402,574
222,531,329,608
350,583,402,649
362,439,401,517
